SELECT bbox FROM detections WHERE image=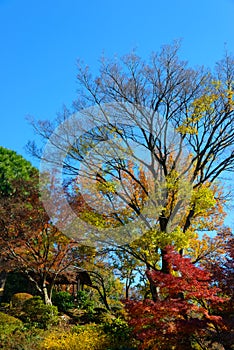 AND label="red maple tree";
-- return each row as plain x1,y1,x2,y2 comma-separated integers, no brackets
126,247,229,350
